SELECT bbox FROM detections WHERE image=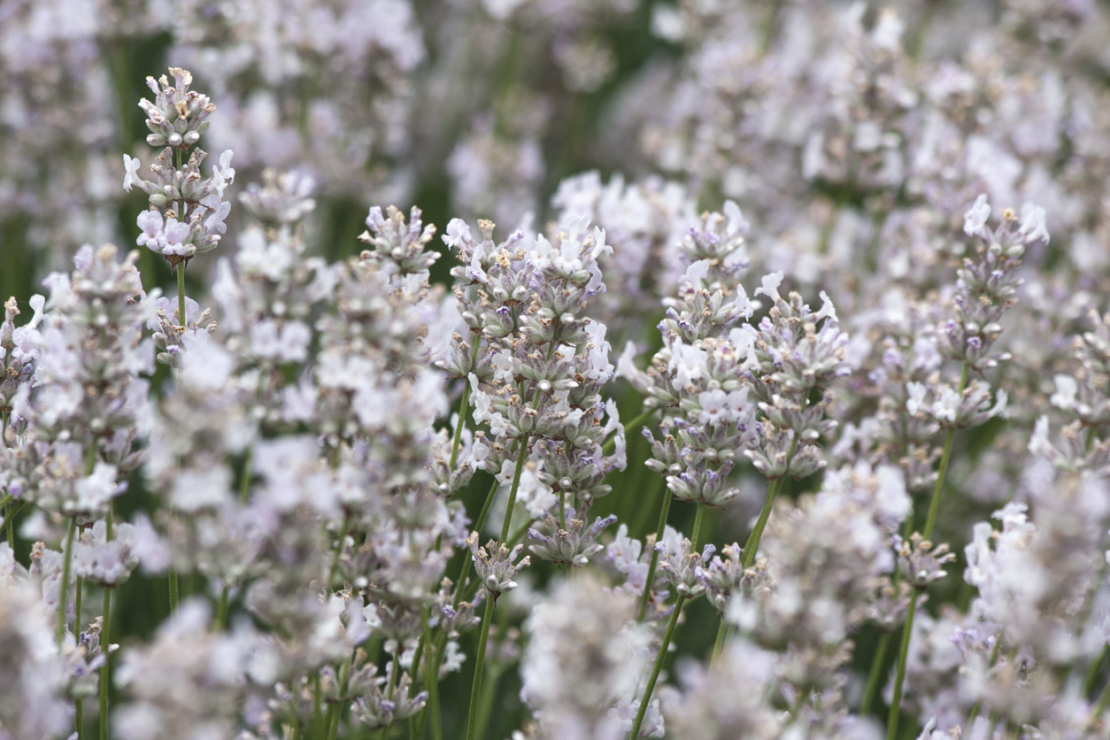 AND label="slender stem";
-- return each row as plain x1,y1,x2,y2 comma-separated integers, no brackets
474,662,505,740
427,636,445,740
168,570,179,613
451,478,501,608
99,509,114,740
464,434,528,740
329,515,352,588
99,586,112,740
327,658,351,740
75,568,85,738
215,586,230,631
239,446,254,504
922,363,970,540
637,488,673,622
465,594,496,740
1086,646,1108,698
313,674,324,738
861,632,892,715
176,260,187,328
1091,673,1110,727
414,614,440,740
887,366,969,738
3,501,25,545
690,502,707,555
169,263,186,615
75,574,83,636
886,590,920,740
417,476,501,740
863,509,917,715
710,620,729,666
499,438,530,543
629,504,708,740
742,471,787,571
630,595,686,740
742,433,799,570
56,518,77,645
470,479,500,552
